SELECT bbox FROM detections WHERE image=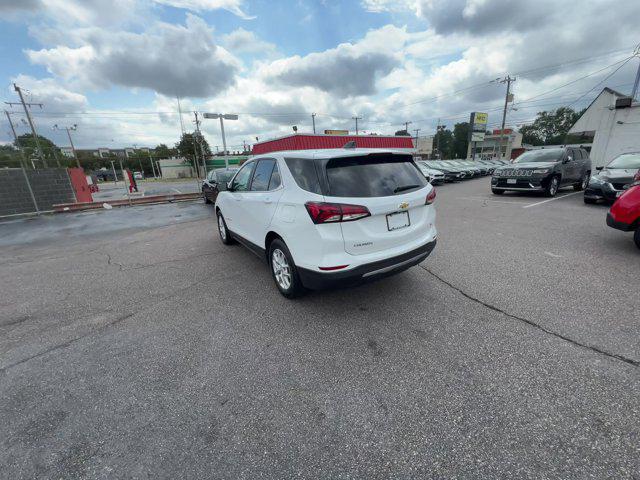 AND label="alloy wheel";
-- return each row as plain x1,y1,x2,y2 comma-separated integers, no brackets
271,248,291,290
218,215,226,241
